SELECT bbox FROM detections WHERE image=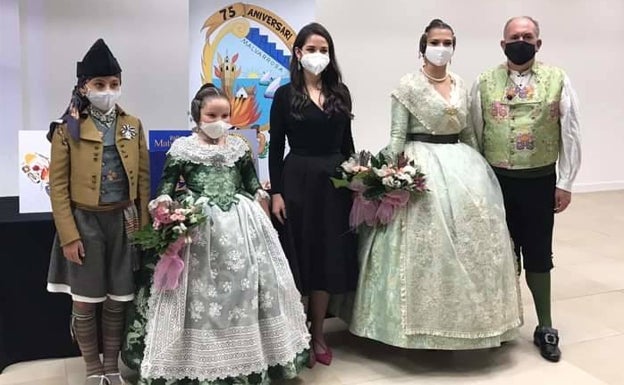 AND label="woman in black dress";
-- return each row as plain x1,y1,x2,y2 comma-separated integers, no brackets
269,22,358,367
